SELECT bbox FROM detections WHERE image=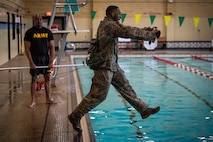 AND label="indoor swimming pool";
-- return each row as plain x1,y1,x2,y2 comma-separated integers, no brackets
75,56,213,142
